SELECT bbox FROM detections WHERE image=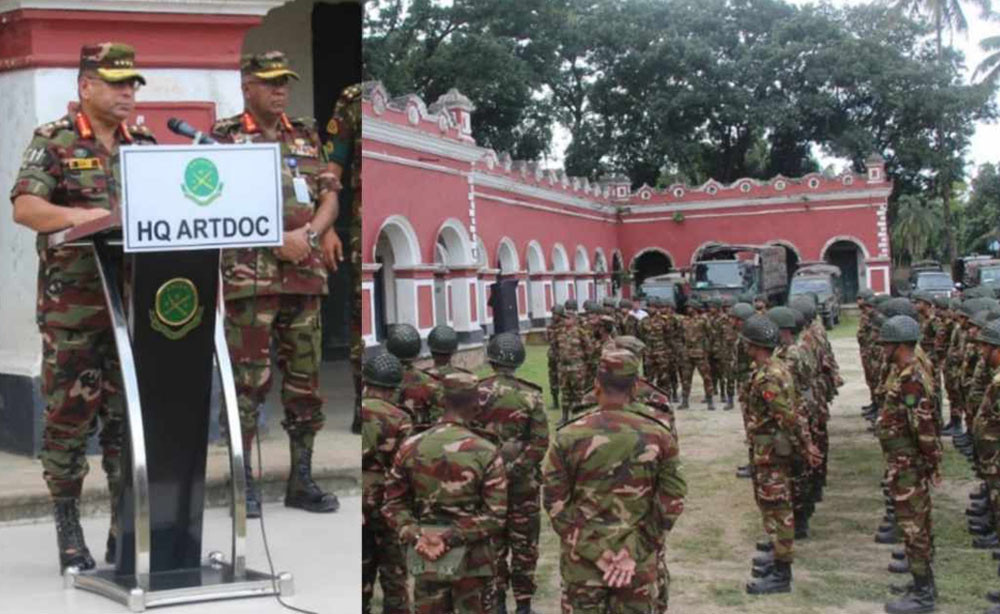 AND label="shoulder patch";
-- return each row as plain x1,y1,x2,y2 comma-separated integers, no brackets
34,117,72,139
